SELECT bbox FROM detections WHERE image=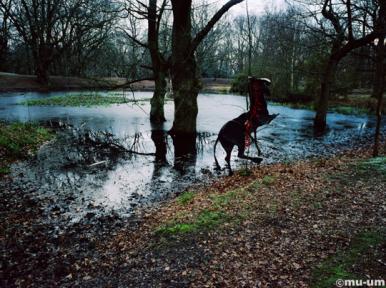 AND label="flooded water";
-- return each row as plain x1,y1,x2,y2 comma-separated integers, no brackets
0,90,381,221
